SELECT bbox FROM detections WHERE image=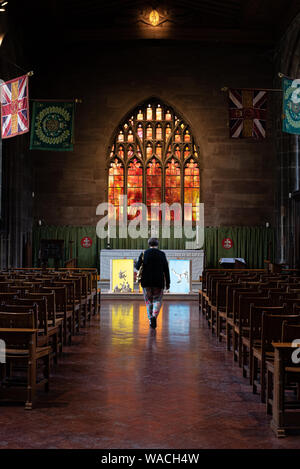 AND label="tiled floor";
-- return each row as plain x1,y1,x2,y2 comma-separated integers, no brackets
1,300,300,449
